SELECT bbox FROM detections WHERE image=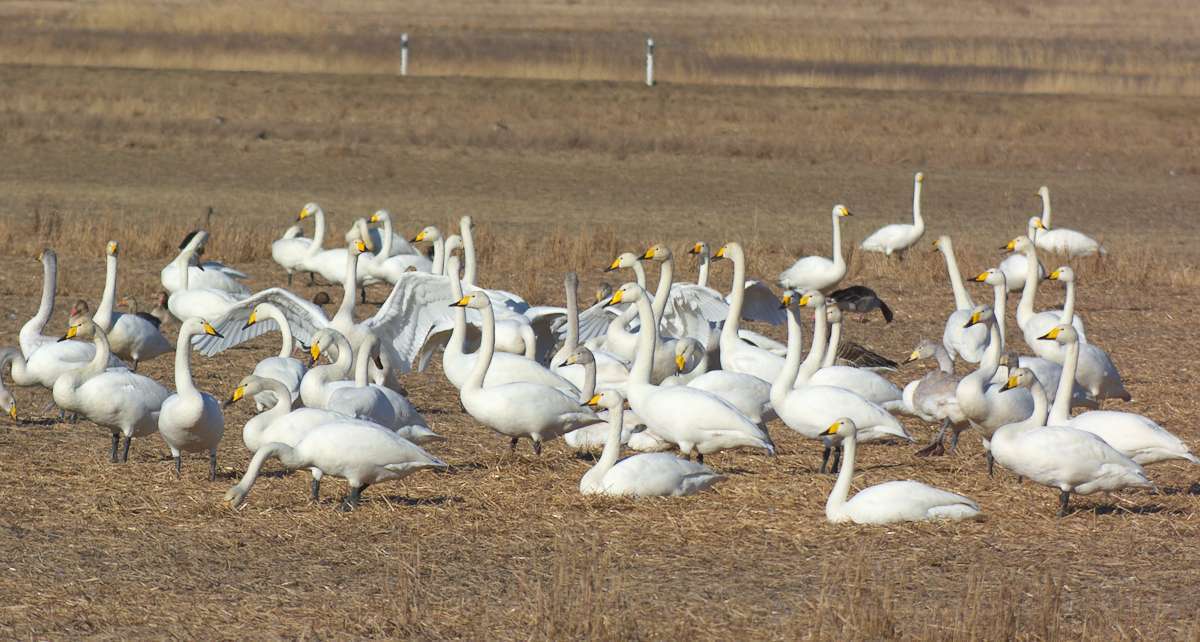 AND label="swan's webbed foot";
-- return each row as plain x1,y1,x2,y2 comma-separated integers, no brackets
1057,490,1071,517
310,478,321,502
986,451,995,478
915,420,949,457
109,433,120,463
173,454,182,478
209,451,218,481
338,485,366,511
121,436,132,463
